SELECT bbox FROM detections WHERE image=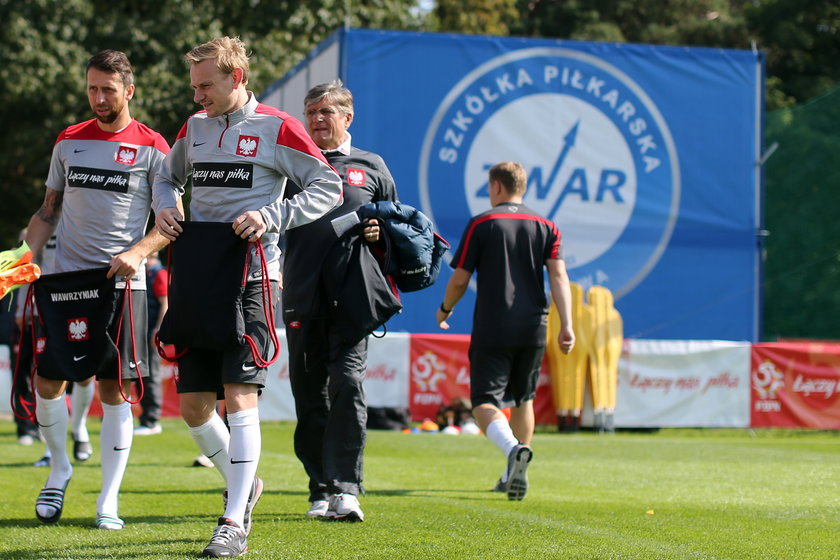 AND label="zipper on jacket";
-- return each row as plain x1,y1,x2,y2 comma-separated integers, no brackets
219,114,229,148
